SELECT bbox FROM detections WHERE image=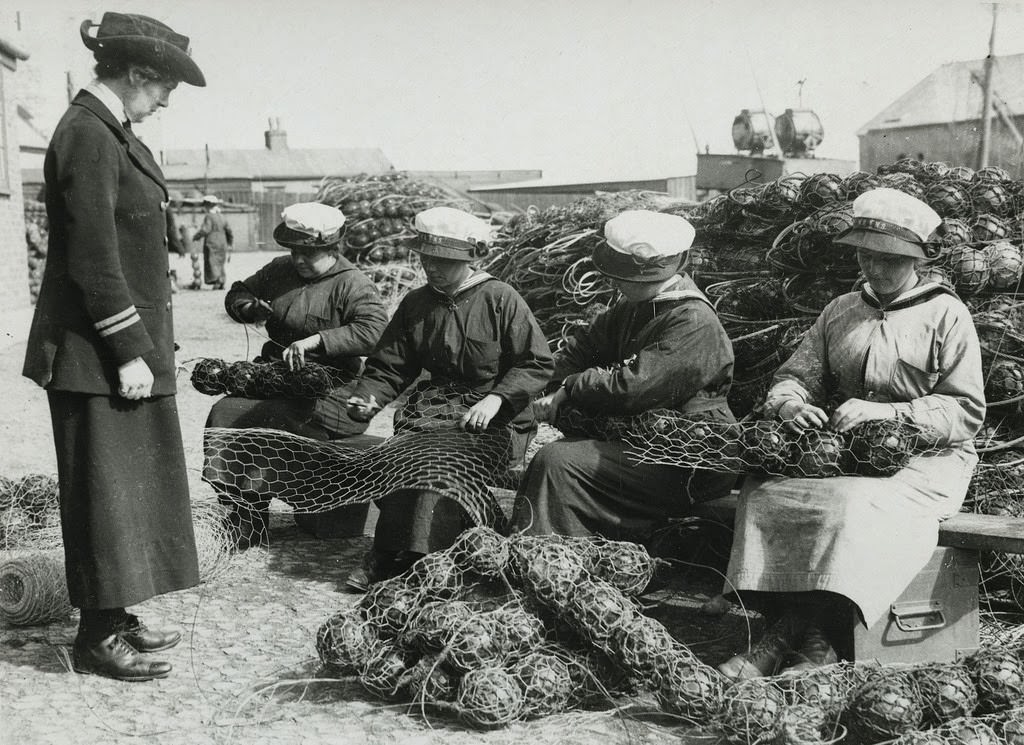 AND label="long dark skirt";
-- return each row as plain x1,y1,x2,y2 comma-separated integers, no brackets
47,391,199,609
204,245,226,285
510,437,737,539
373,489,472,555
